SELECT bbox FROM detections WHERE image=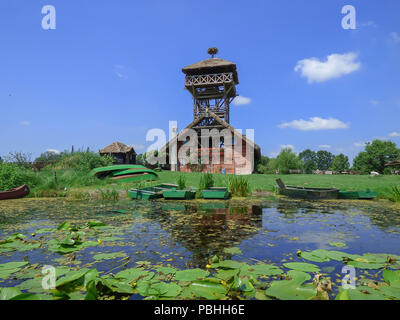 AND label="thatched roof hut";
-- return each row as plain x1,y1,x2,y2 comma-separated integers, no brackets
385,160,400,167
99,142,136,164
